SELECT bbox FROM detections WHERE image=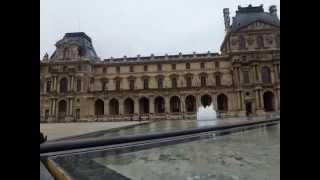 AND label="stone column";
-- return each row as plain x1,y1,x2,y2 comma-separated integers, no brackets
149,96,155,114
119,99,124,115
52,99,57,117
196,95,201,108
104,99,109,115
71,76,74,91
165,96,170,113
134,98,139,114
180,95,185,113
70,98,73,116
49,98,53,116
255,90,261,109
259,90,264,110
